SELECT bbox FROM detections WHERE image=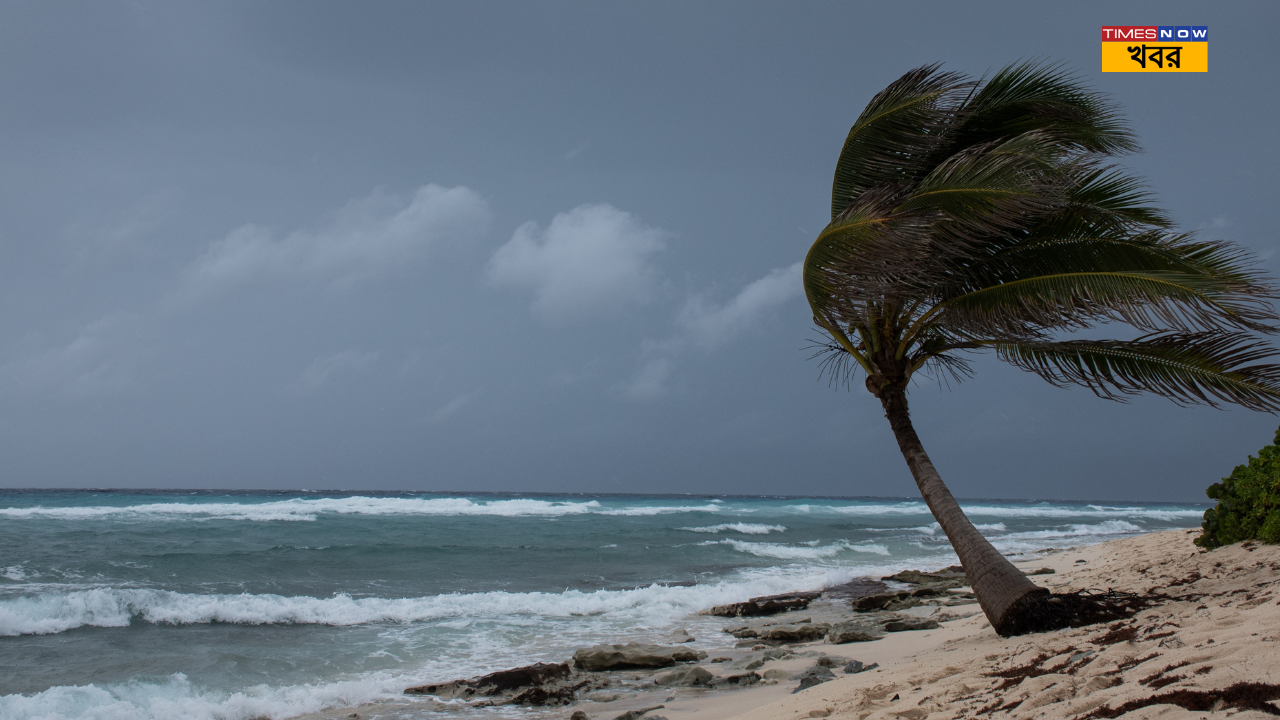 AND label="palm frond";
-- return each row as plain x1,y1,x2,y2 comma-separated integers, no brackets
804,196,935,321
1052,164,1171,231
808,61,1280,412
830,64,973,221
975,231,1272,292
995,332,1280,411
807,337,862,389
938,269,1278,336
914,347,976,387
895,131,1063,247
951,60,1138,155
